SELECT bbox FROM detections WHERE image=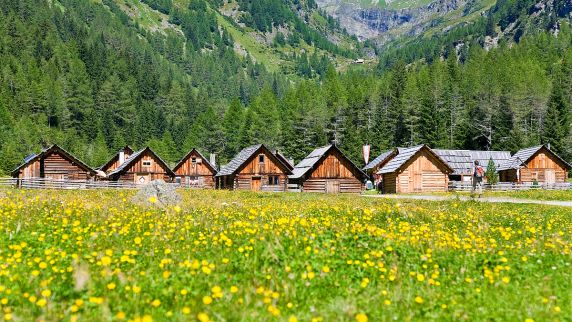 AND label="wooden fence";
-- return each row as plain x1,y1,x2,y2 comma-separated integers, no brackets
0,178,184,190
449,181,572,192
